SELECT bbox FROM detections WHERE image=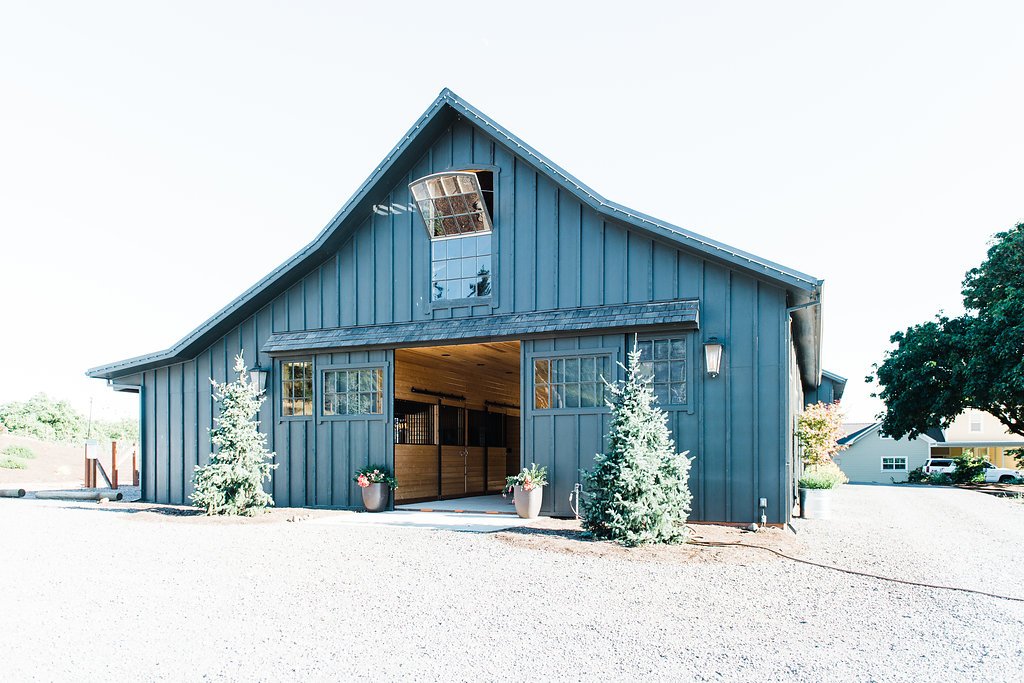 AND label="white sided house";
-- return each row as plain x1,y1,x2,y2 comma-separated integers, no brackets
836,409,1024,483
834,423,938,484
